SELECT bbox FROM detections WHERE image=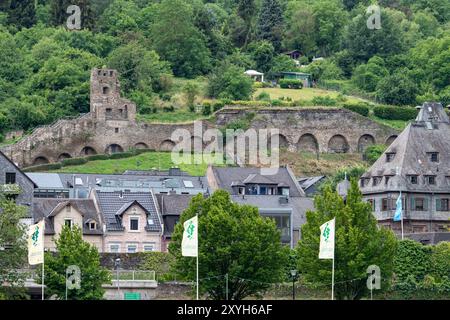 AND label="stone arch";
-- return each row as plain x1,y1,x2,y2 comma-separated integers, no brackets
134,142,148,149
80,146,97,156
33,156,49,165
357,134,375,153
385,135,398,146
328,135,349,153
105,144,124,154
159,140,176,151
58,153,72,162
297,133,319,153
269,133,289,149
